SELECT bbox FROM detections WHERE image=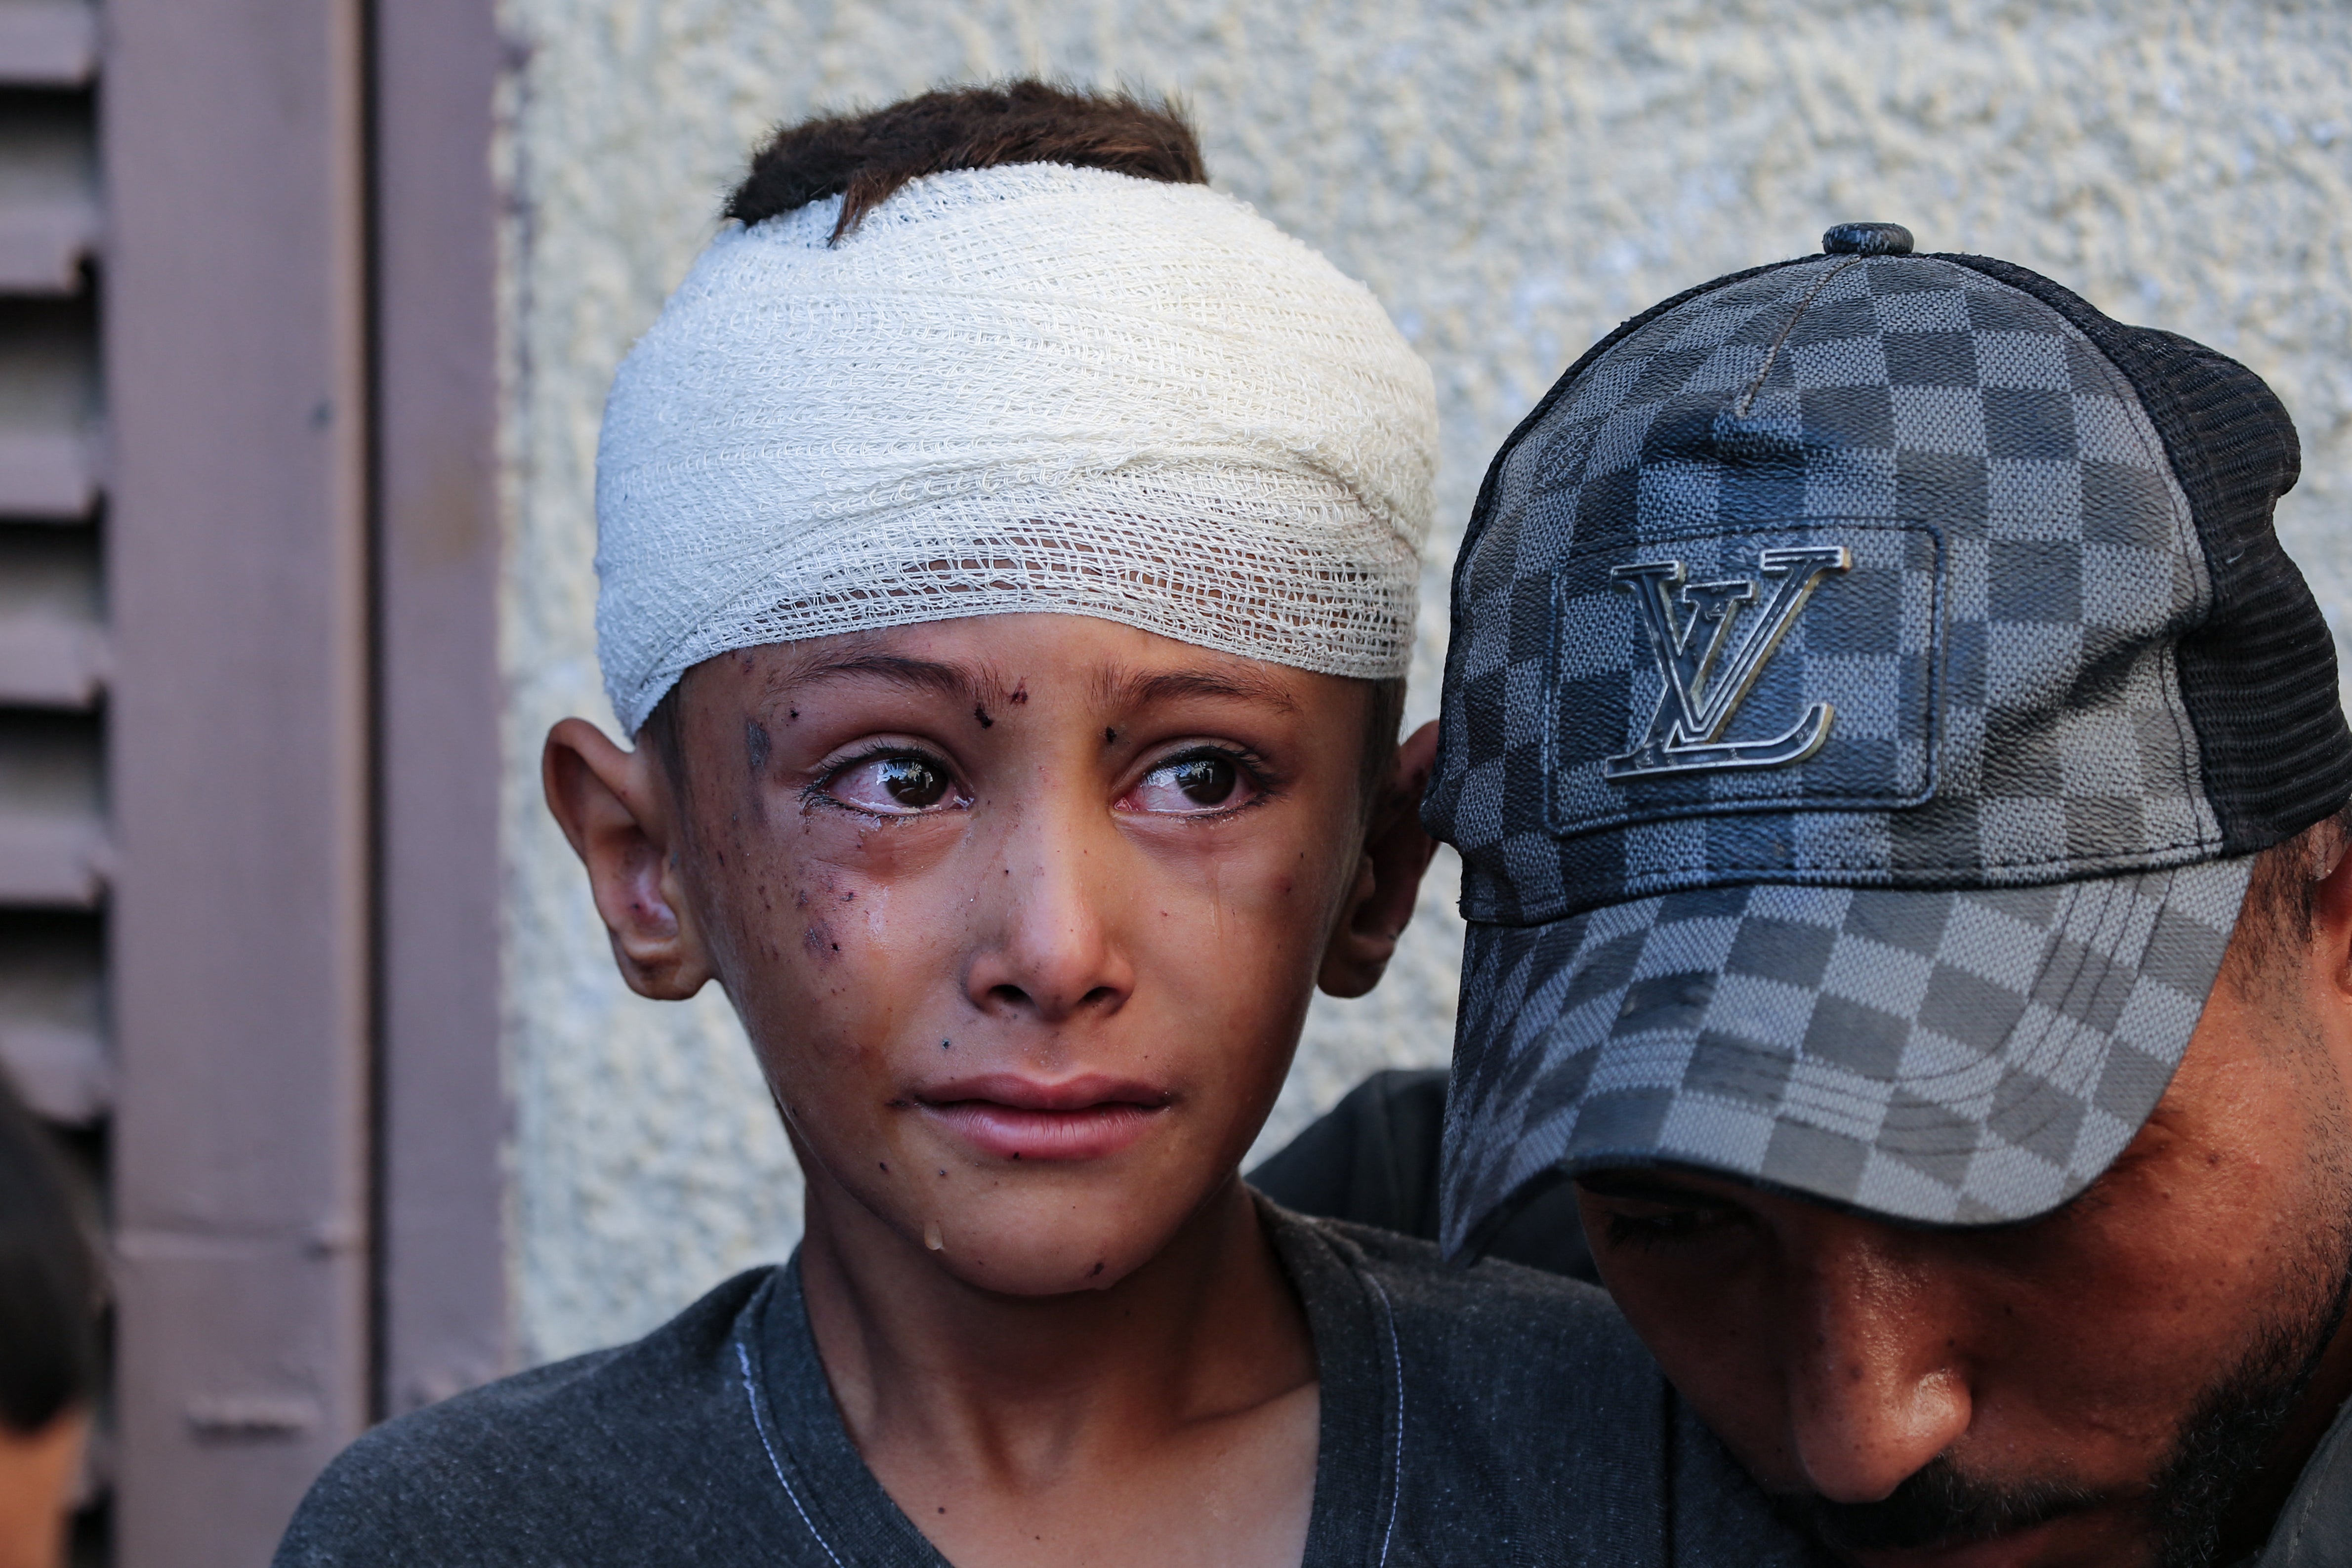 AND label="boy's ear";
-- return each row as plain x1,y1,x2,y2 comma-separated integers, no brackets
541,717,715,1000
1319,720,1443,1000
